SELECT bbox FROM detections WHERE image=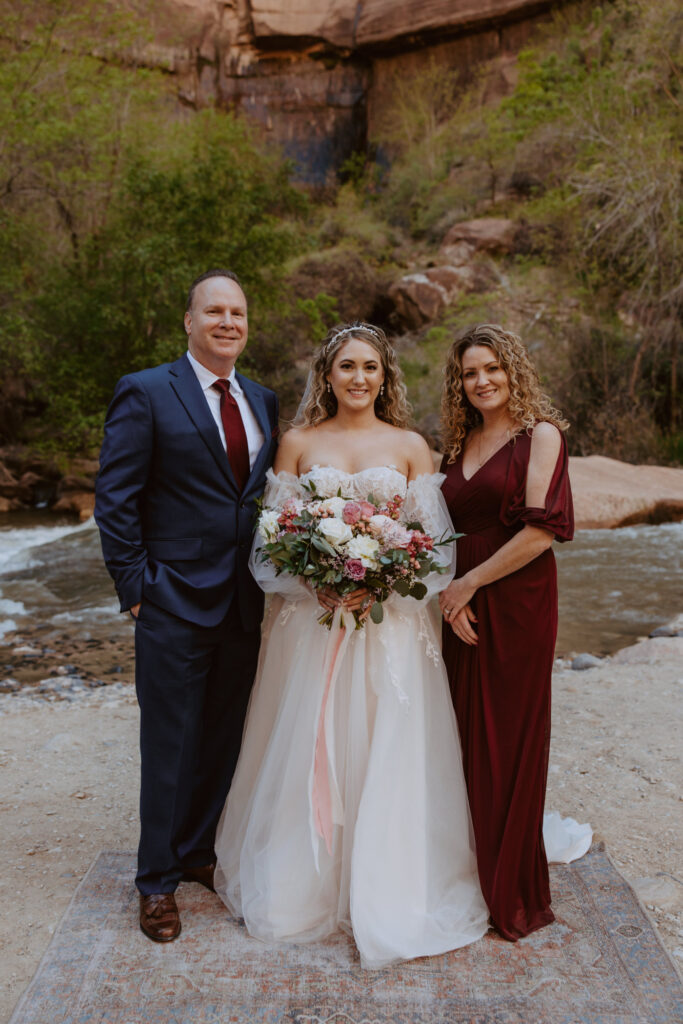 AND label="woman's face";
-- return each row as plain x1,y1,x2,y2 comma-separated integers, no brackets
327,337,384,413
460,344,510,416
